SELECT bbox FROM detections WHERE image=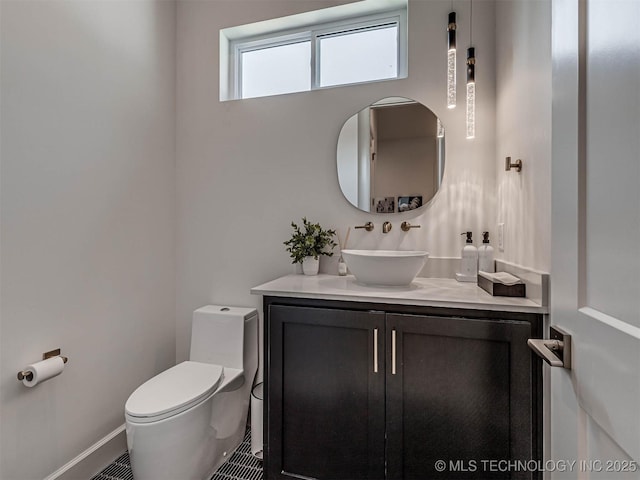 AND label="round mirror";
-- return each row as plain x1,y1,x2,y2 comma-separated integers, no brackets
336,97,445,214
